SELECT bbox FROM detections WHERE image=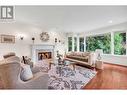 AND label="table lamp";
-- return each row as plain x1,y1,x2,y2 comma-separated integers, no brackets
95,49,103,60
